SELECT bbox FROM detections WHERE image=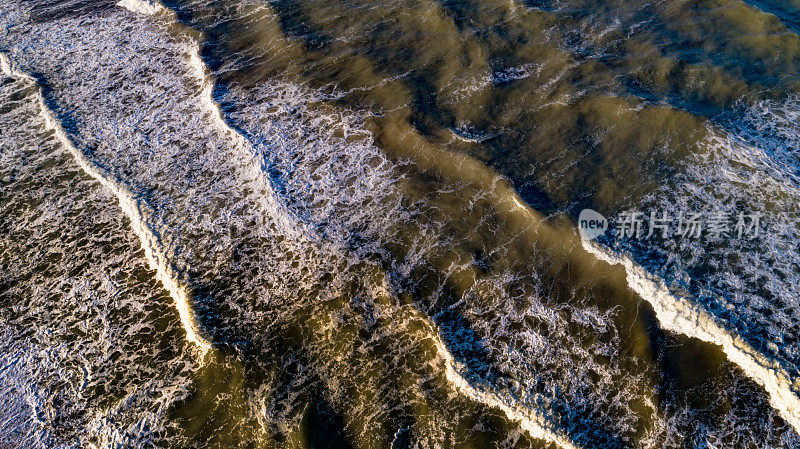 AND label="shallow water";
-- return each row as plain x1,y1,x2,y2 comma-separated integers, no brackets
1,0,799,447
